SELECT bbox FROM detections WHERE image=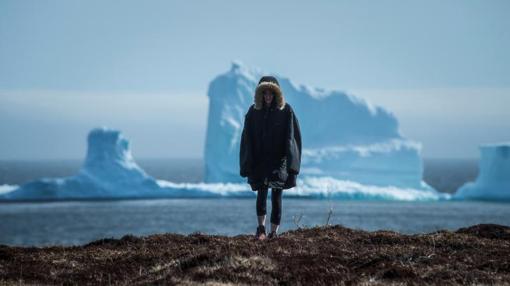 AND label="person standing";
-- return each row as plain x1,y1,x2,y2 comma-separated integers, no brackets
240,75,302,240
